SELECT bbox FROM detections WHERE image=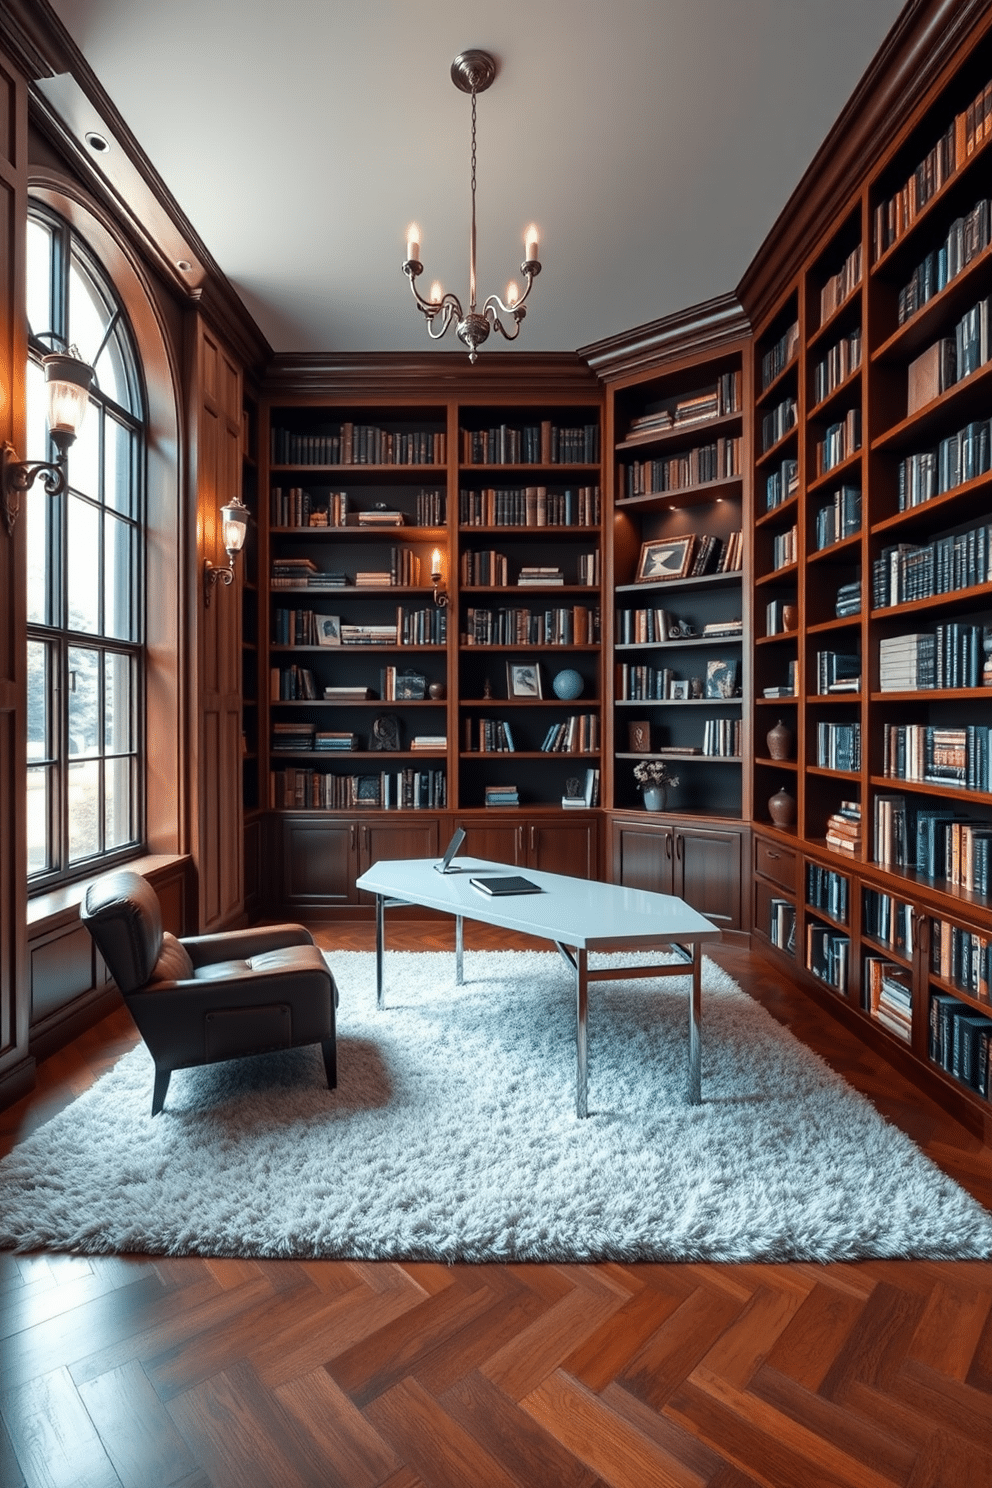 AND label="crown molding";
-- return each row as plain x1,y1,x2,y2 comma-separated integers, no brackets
737,0,992,328
262,351,602,401
578,294,750,382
